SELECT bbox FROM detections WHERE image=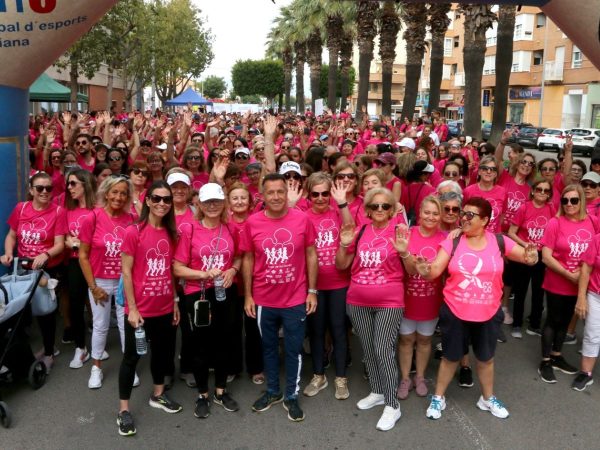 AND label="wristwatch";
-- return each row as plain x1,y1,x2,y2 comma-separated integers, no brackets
308,289,318,295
